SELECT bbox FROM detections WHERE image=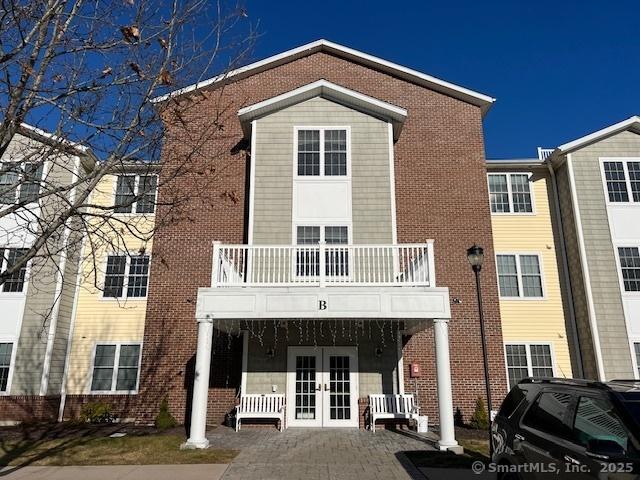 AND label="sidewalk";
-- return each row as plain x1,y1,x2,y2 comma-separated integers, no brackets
0,464,228,479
